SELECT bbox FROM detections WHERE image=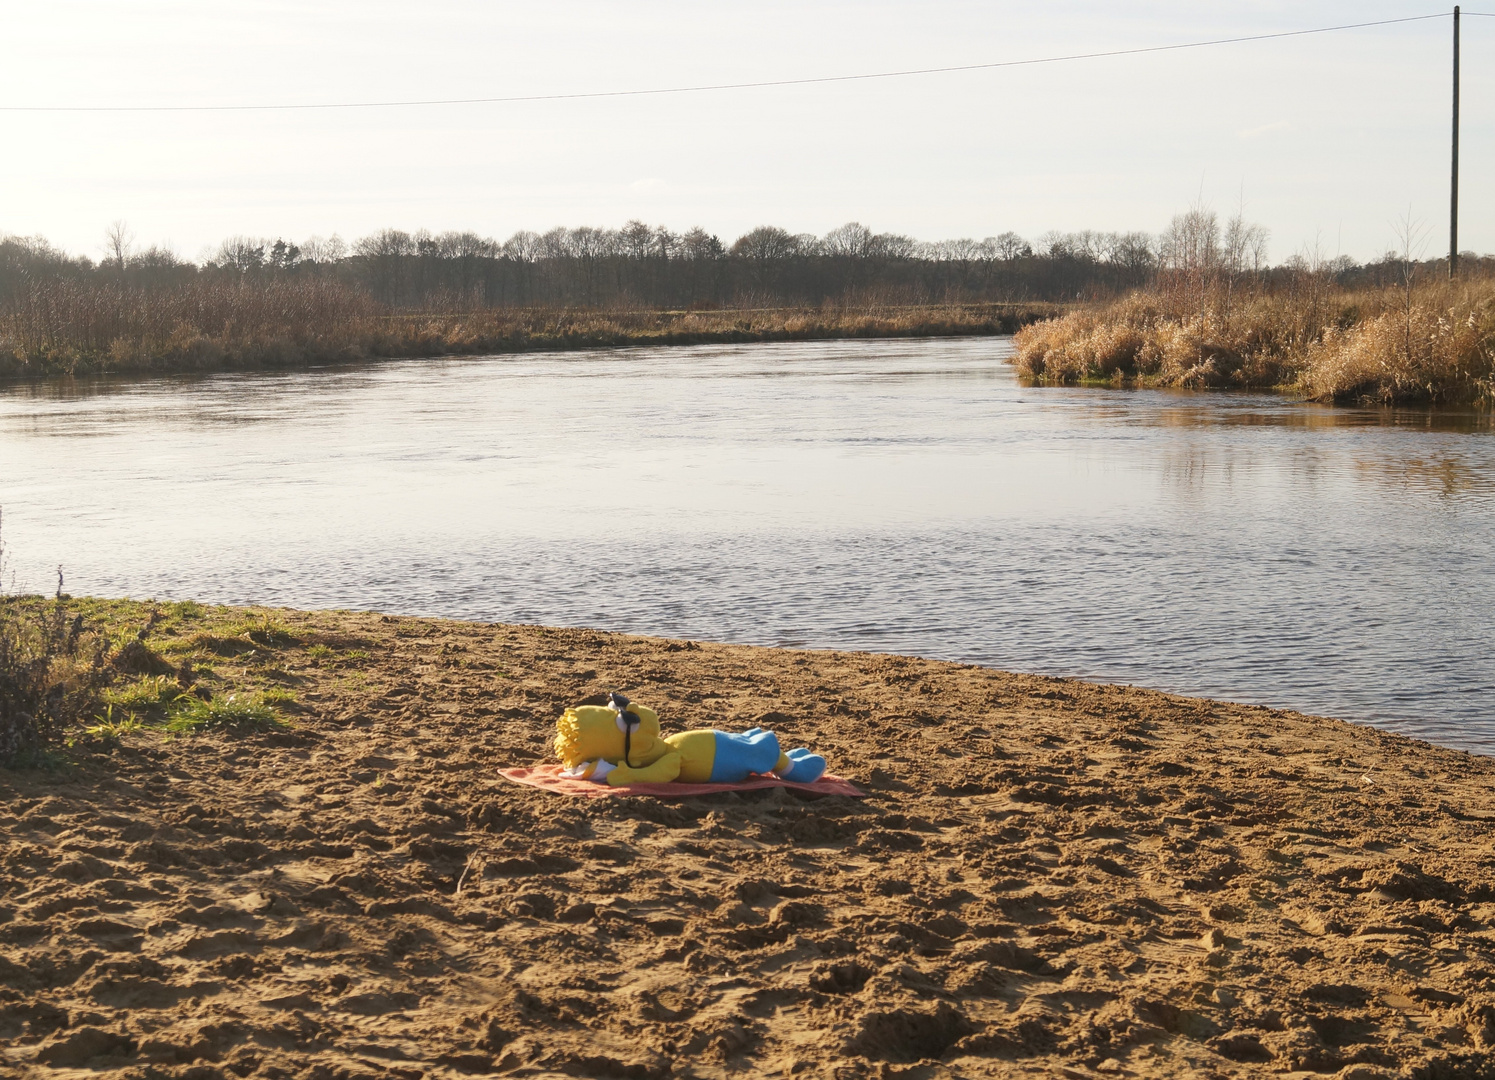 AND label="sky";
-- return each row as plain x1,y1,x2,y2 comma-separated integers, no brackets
1,1,1489,264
